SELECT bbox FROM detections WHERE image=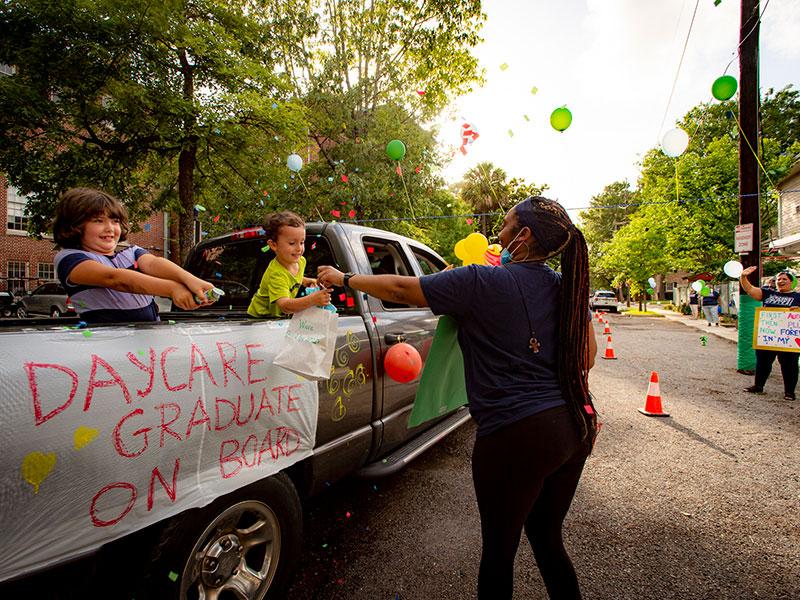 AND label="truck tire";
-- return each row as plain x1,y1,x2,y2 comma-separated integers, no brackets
141,472,302,600
16,306,27,319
